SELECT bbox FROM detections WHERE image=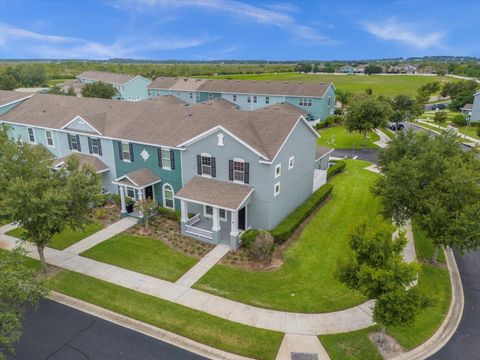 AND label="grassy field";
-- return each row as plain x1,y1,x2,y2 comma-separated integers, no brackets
81,233,198,282
317,126,380,149
6,221,104,250
203,73,454,97
418,111,480,140
194,160,379,312
320,328,382,360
